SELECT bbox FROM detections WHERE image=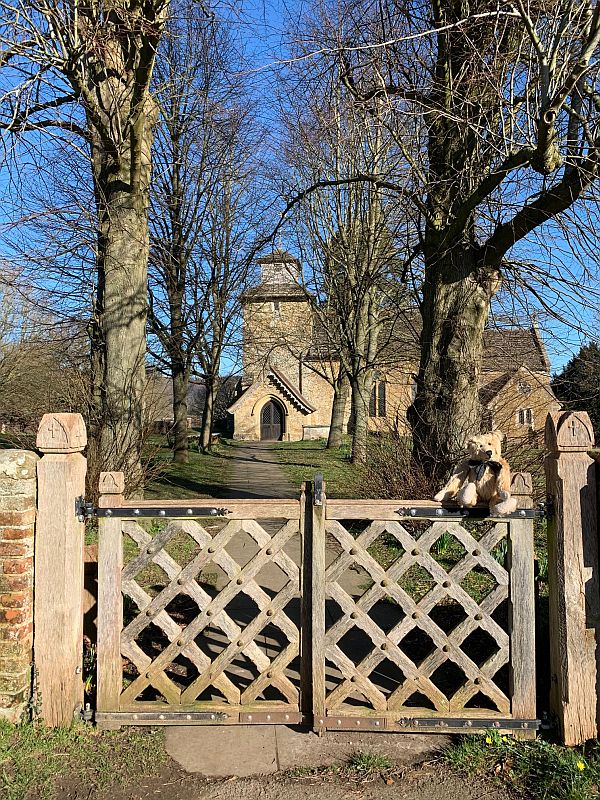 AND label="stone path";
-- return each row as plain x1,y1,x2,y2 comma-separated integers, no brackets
165,724,447,777
221,442,296,500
